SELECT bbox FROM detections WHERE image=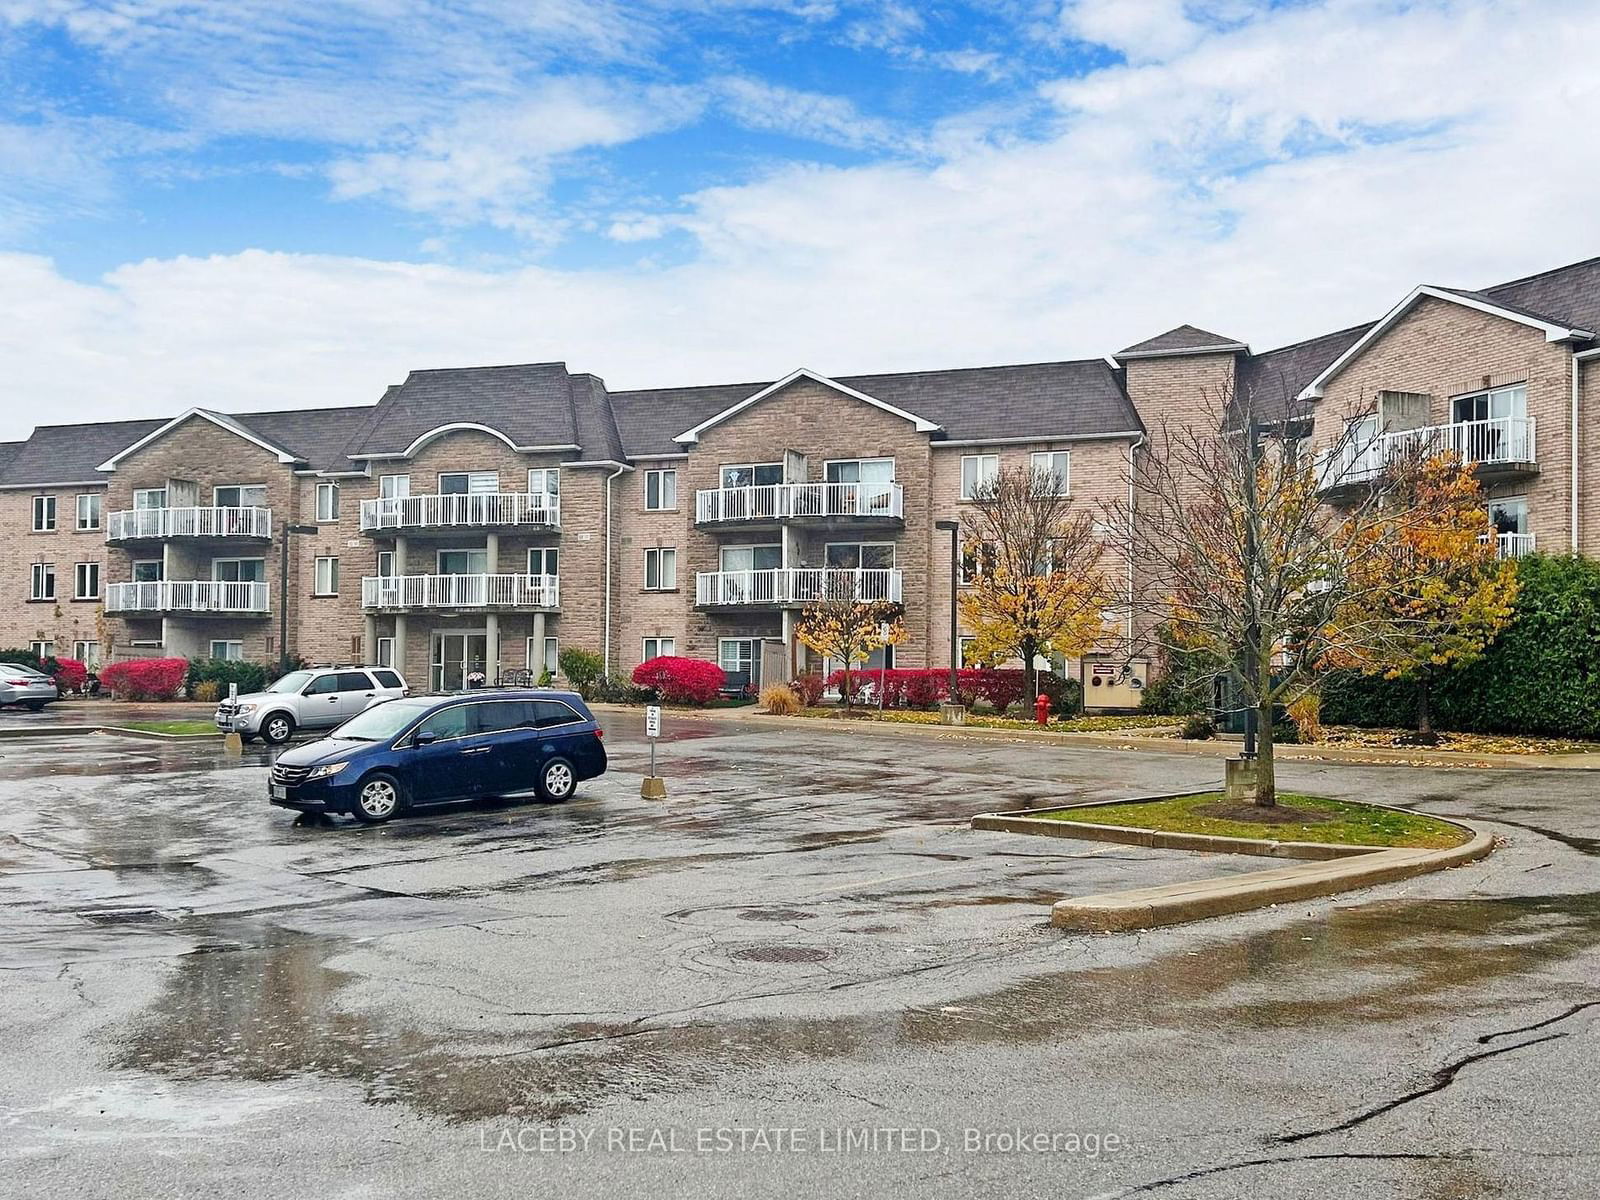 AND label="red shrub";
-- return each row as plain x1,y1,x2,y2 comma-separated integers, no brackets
52,658,88,692
821,667,1031,711
631,656,726,706
99,657,189,700
791,673,825,707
